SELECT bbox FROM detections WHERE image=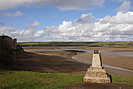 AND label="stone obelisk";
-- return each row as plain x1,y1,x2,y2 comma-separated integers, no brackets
84,50,110,83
